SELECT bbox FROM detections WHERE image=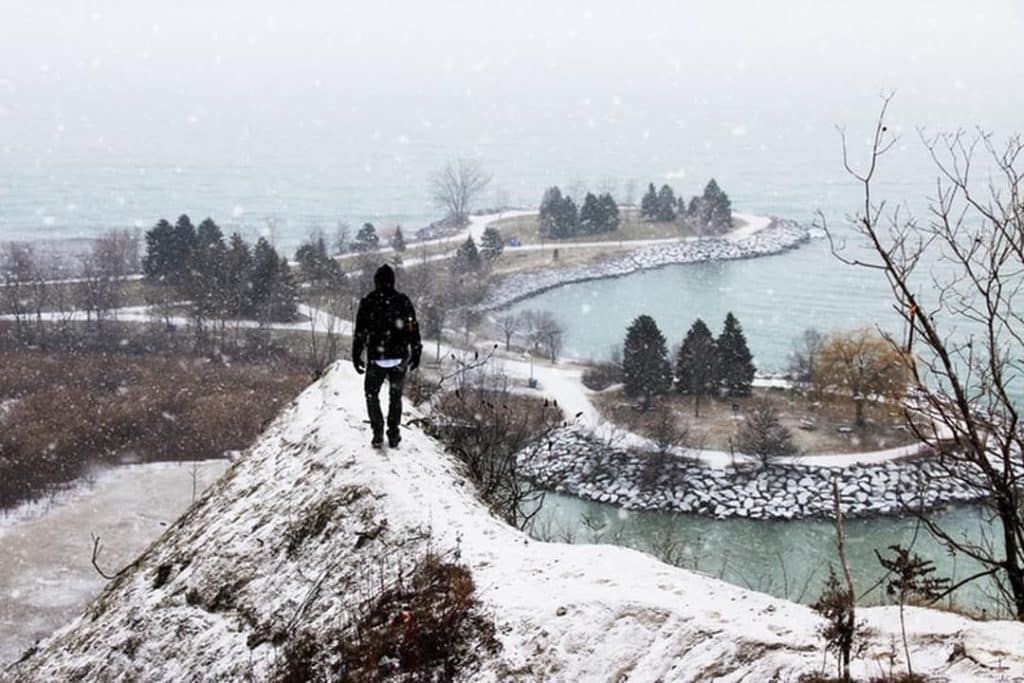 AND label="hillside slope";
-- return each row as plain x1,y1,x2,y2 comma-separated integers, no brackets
7,362,1024,682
